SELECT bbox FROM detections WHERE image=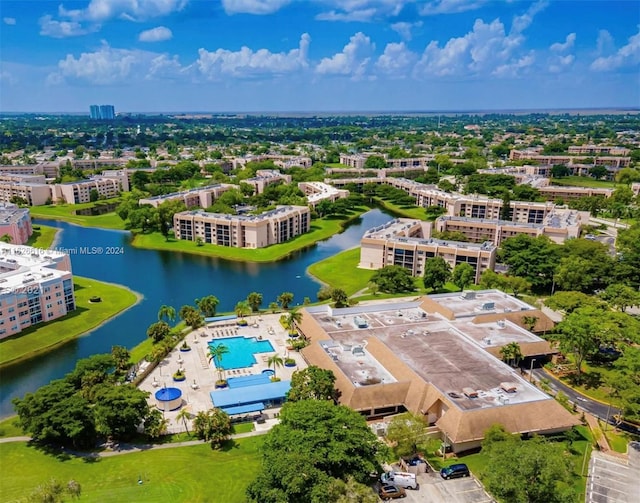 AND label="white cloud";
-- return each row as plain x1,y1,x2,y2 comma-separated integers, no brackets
419,0,488,16
39,15,97,38
316,1,409,22
59,0,187,22
596,29,615,56
550,33,576,52
3,17,16,25
48,43,153,85
316,8,377,22
548,54,574,74
197,33,310,79
147,54,187,79
510,0,548,35
221,0,292,15
0,71,18,85
316,32,375,78
375,42,417,75
139,26,173,42
493,52,534,77
591,27,640,71
390,21,422,41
